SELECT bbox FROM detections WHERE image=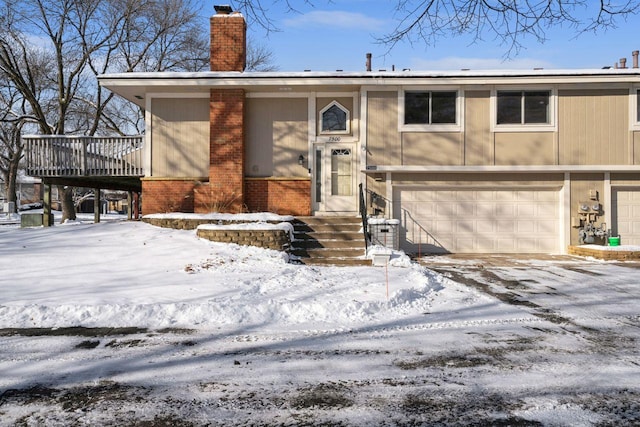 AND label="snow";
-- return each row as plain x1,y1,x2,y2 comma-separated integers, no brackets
1,215,639,425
